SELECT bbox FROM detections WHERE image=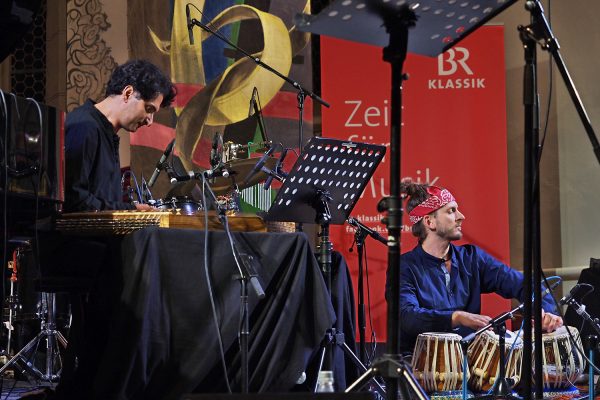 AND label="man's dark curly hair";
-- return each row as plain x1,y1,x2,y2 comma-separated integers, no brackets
105,59,176,108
